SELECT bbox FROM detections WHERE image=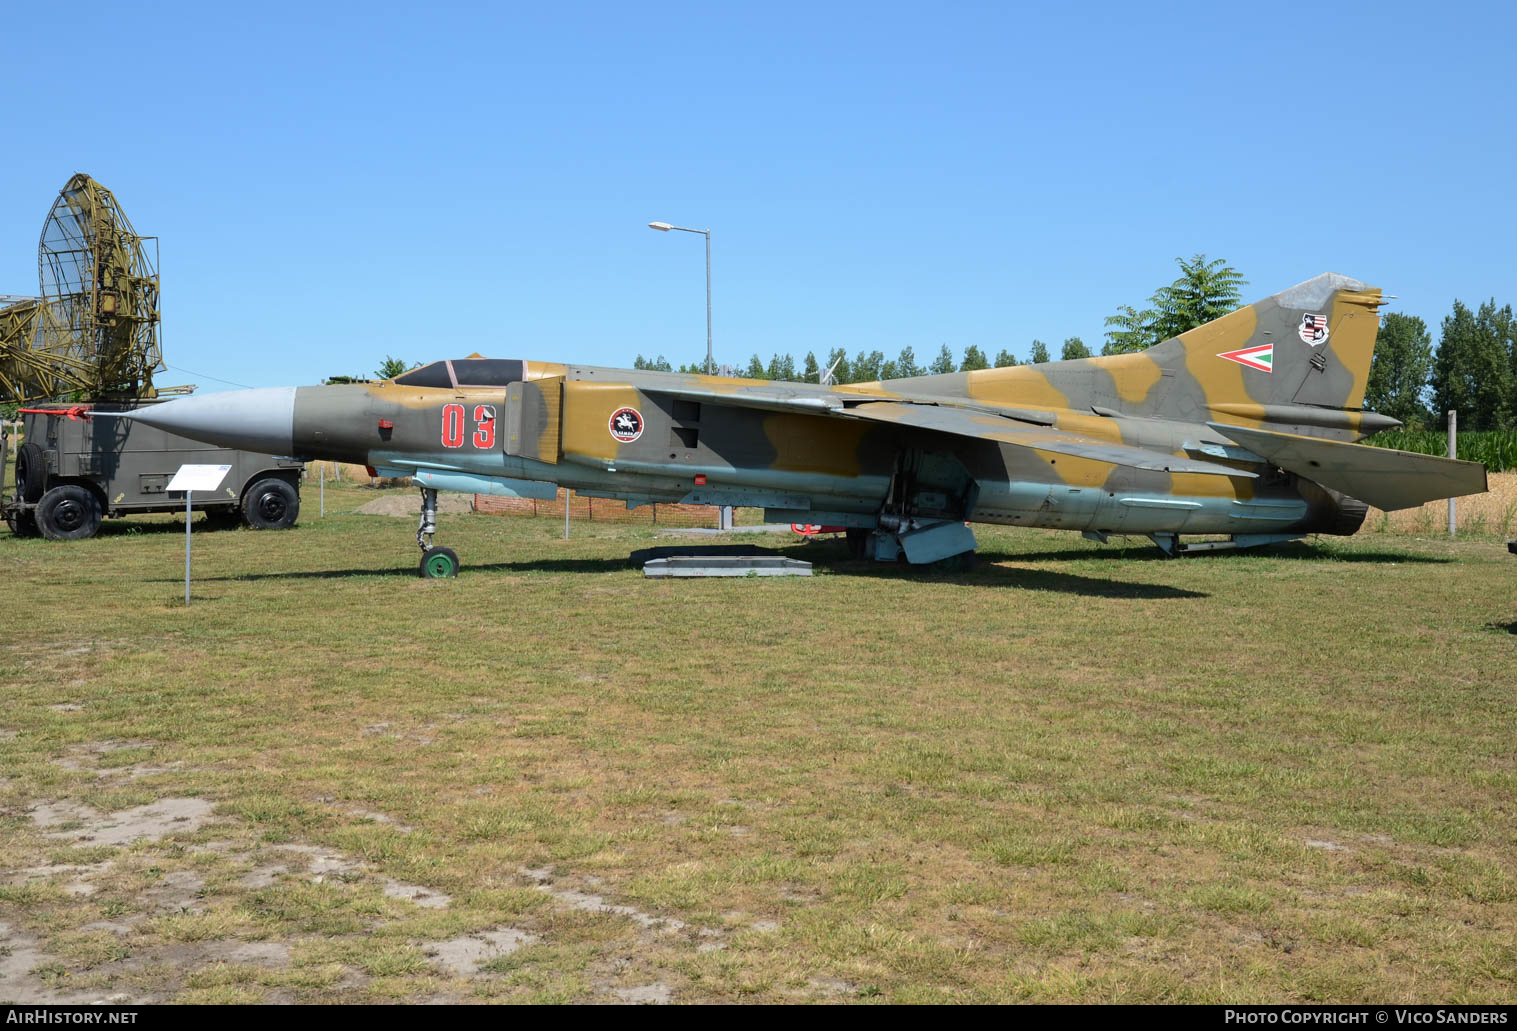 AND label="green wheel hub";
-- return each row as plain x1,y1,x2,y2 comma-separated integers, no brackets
419,546,459,579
